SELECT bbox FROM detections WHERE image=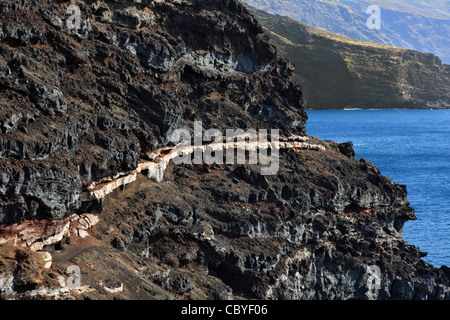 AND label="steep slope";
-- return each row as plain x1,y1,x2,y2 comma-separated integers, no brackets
242,0,450,65
246,6,450,109
0,0,305,226
0,0,449,300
